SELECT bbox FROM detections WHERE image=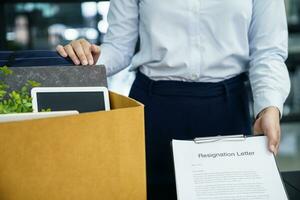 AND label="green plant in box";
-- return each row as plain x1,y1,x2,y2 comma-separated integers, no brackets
0,66,42,114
